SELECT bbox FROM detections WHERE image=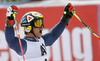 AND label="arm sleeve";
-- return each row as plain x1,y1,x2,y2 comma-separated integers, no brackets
42,21,66,46
5,27,27,55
